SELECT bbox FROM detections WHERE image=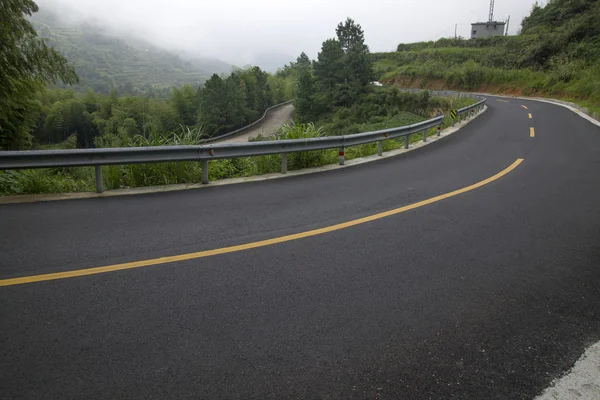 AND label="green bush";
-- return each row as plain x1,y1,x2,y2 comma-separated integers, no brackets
373,0,600,106
0,169,90,195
